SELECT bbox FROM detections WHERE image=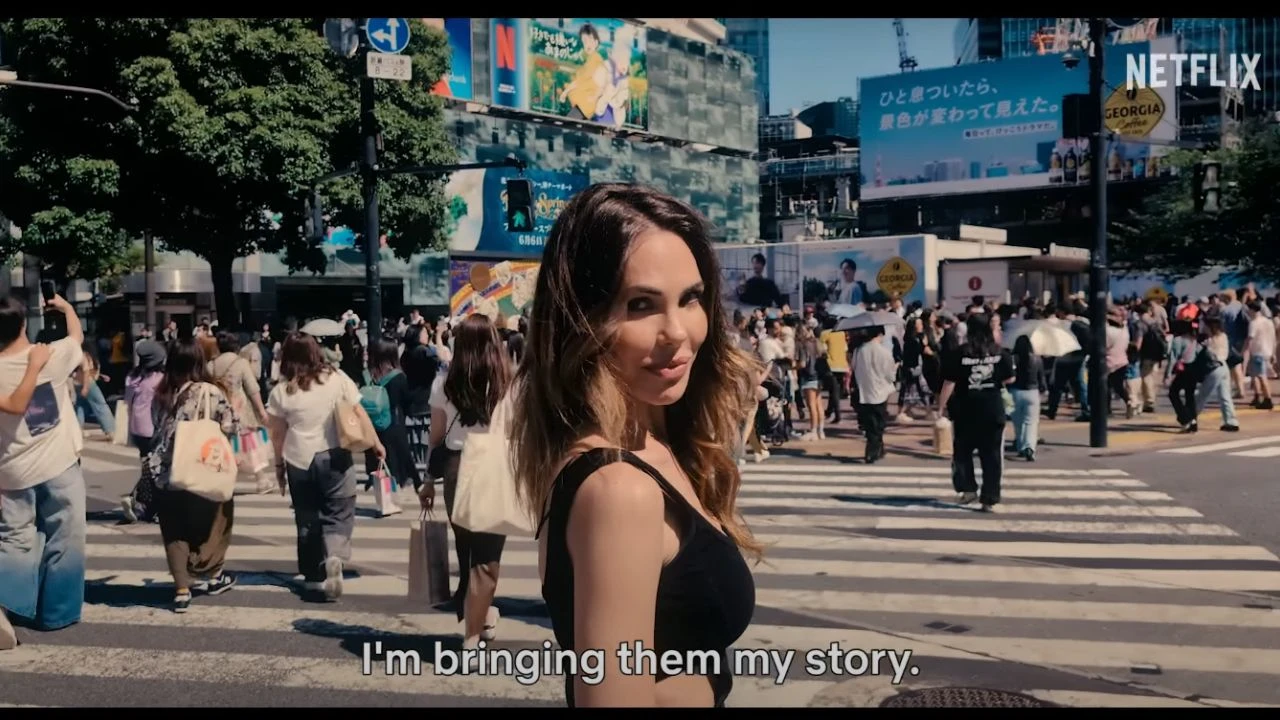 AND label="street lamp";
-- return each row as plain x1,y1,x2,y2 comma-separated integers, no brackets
0,70,134,112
